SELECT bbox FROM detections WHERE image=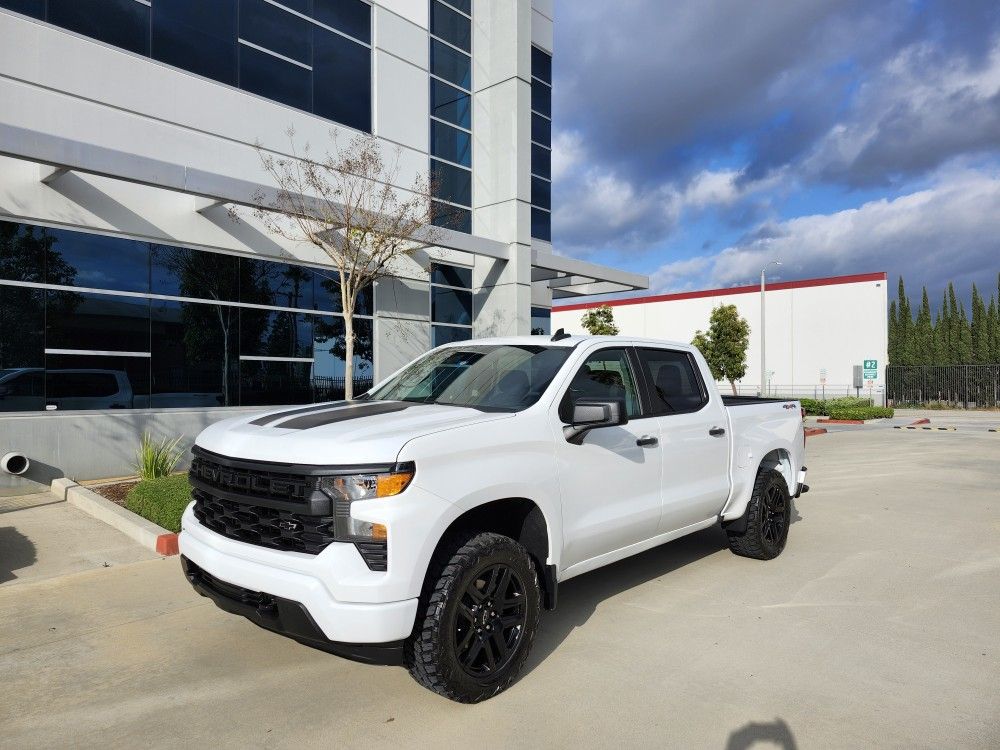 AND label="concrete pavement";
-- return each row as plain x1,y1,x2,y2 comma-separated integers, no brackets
1,428,997,749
